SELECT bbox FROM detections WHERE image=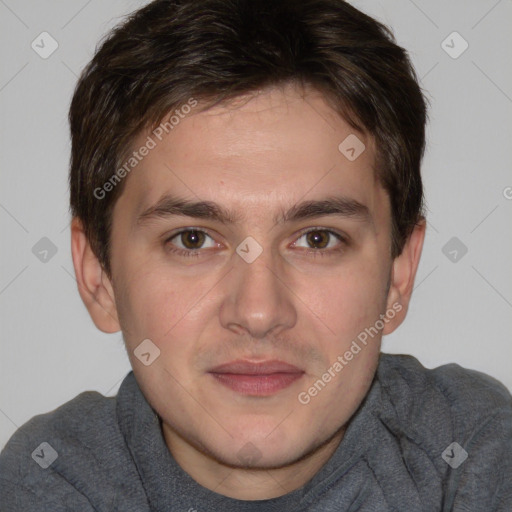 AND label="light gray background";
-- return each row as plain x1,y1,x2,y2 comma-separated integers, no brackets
1,0,511,451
